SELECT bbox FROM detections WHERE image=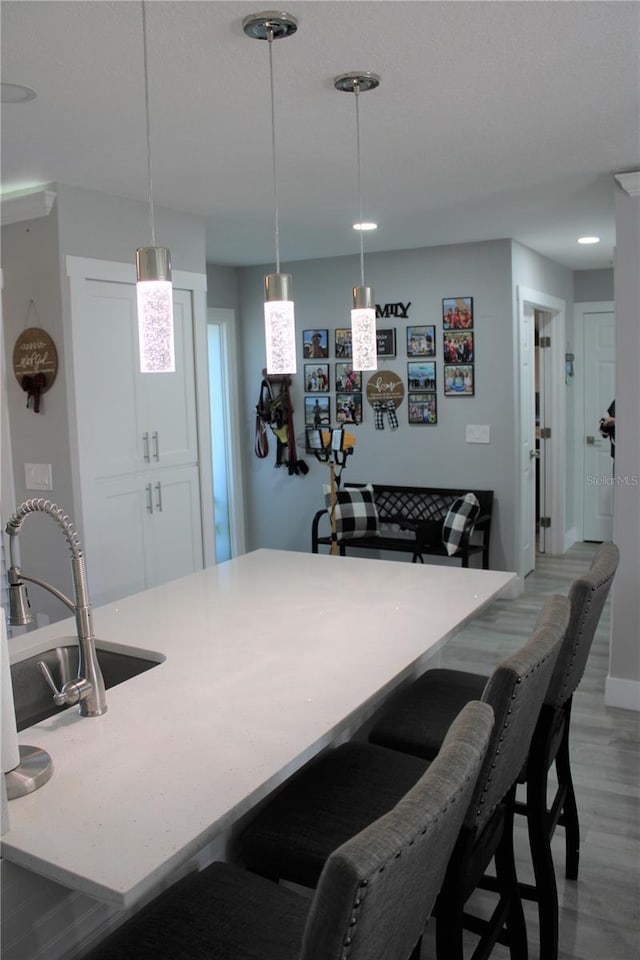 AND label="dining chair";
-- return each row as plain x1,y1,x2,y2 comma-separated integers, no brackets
238,594,569,960
84,699,494,960
368,540,619,960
